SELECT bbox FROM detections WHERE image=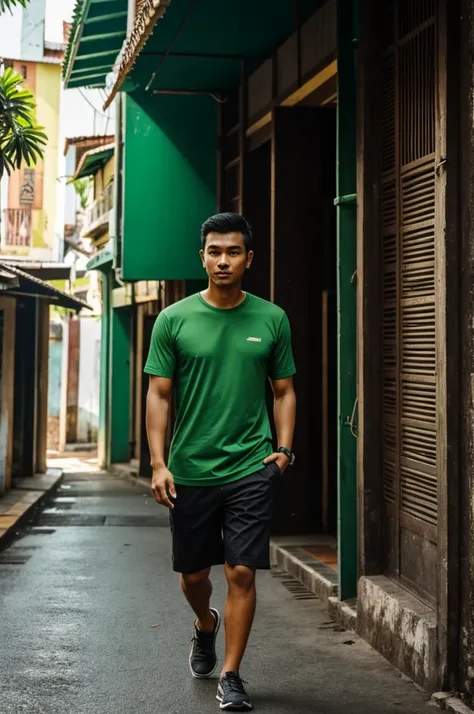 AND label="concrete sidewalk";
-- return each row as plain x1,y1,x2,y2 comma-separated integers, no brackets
0,468,62,546
0,464,445,714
